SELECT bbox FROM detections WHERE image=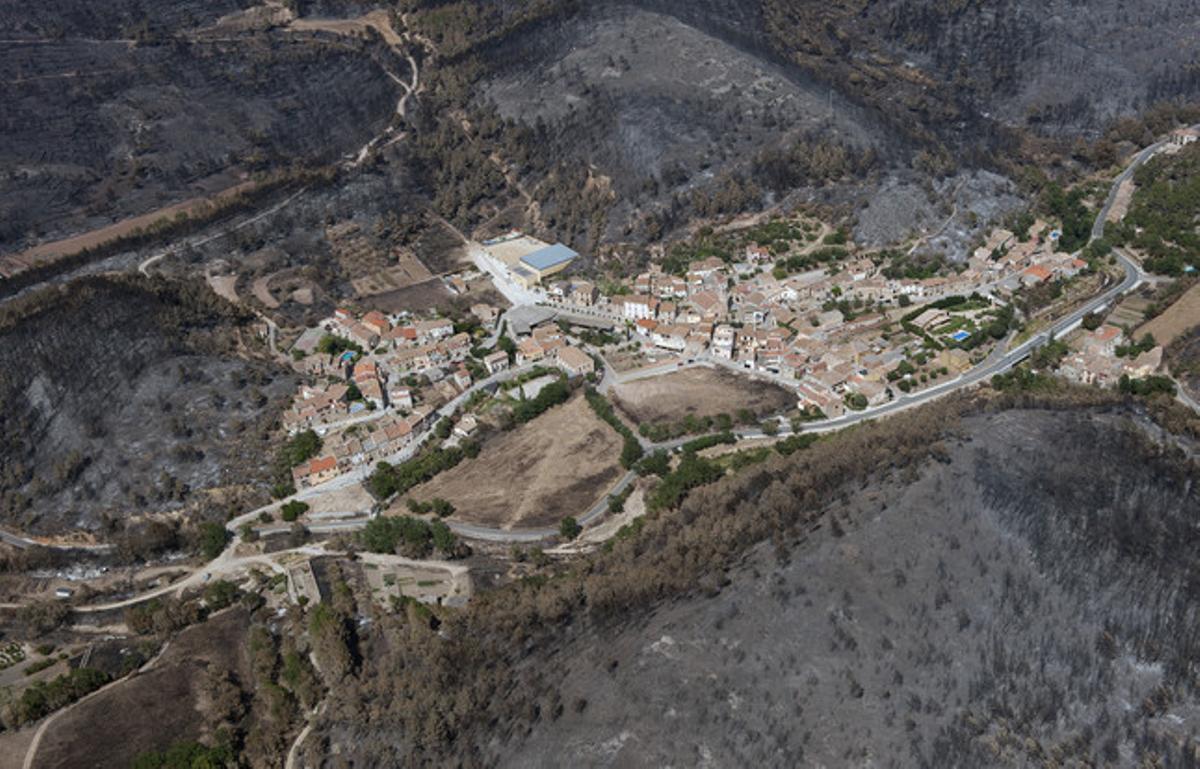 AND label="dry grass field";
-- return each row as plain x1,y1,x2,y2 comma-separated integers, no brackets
405,395,623,529
612,366,793,424
1137,282,1200,347
29,608,252,769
